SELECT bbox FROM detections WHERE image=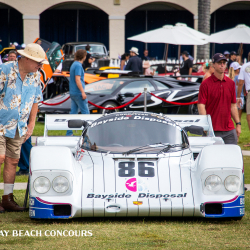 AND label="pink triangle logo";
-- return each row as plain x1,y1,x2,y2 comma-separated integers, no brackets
125,178,137,192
